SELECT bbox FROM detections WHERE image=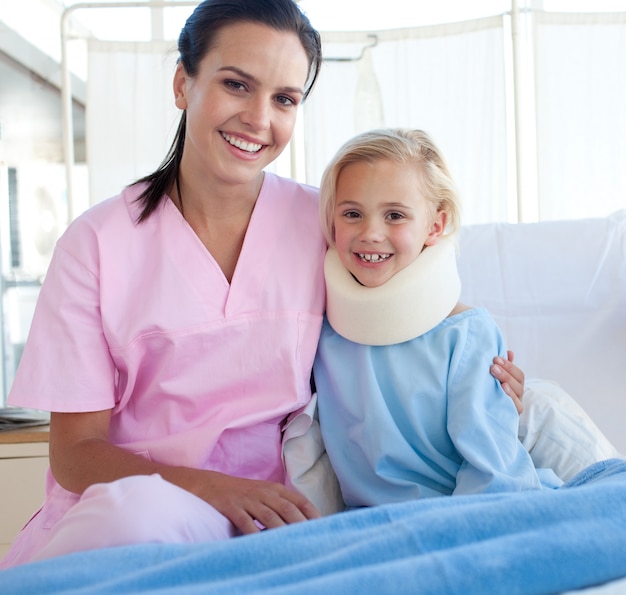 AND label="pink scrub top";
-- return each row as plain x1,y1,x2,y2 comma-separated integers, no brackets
7,172,326,531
